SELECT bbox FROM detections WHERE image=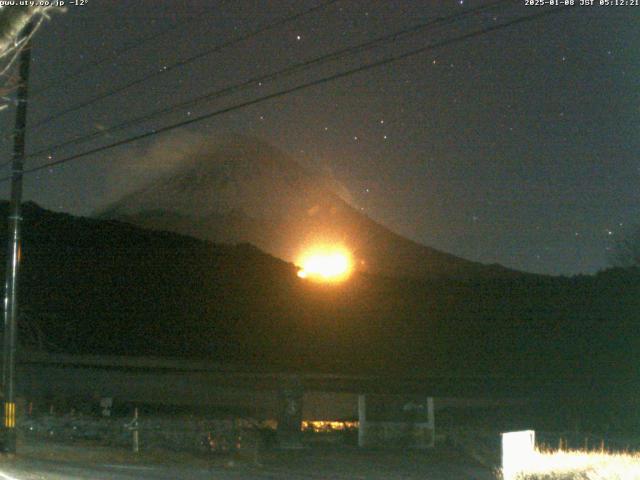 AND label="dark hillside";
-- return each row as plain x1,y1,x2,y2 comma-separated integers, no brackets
2,203,639,391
